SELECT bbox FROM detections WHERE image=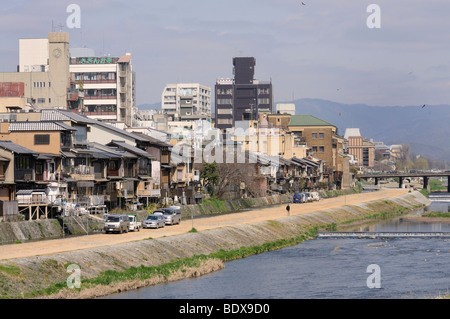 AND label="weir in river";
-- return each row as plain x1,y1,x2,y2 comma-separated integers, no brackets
317,231,450,239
